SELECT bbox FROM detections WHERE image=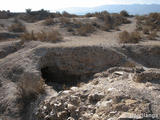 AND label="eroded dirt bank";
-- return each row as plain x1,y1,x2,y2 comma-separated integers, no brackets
0,40,160,120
